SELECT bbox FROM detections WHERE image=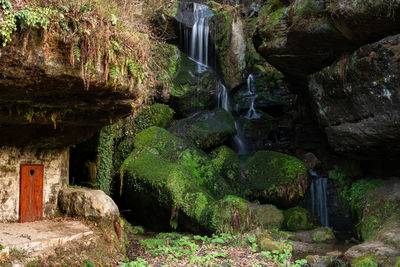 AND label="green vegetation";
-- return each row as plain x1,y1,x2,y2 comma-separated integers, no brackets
283,206,317,232
244,151,308,207
351,255,379,267
210,146,241,194
123,231,306,266
0,0,55,47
